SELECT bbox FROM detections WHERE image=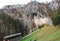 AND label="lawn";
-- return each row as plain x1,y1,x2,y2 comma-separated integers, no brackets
20,25,60,41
